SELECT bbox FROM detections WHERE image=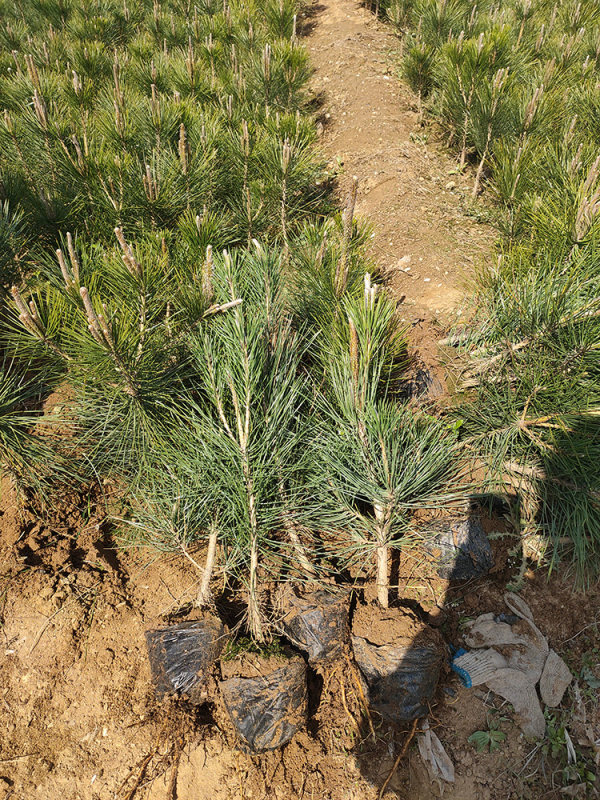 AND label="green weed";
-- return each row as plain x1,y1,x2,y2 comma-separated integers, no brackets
468,711,510,754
